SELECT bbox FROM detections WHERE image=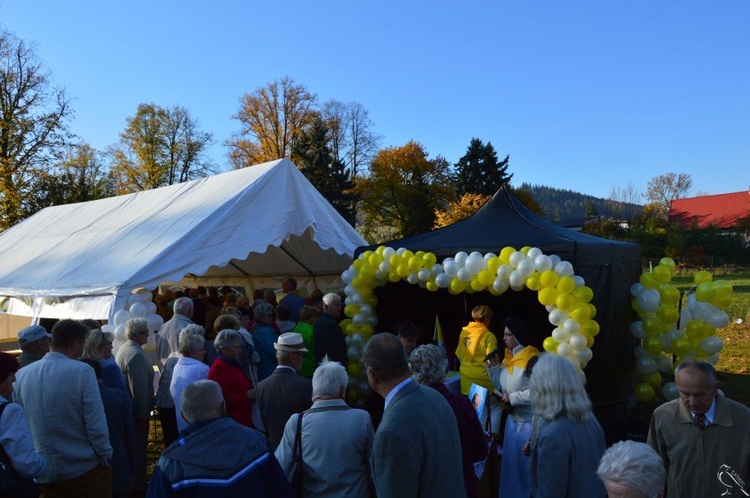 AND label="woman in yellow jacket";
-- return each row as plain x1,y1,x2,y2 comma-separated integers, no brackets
455,305,498,431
